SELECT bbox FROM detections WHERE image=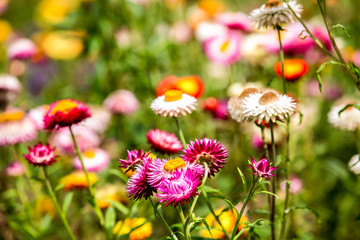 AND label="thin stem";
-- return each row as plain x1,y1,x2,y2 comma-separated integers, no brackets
260,126,270,160
149,198,178,240
174,117,187,148
276,27,287,93
177,206,190,240
269,121,277,240
42,167,76,240
188,163,209,217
